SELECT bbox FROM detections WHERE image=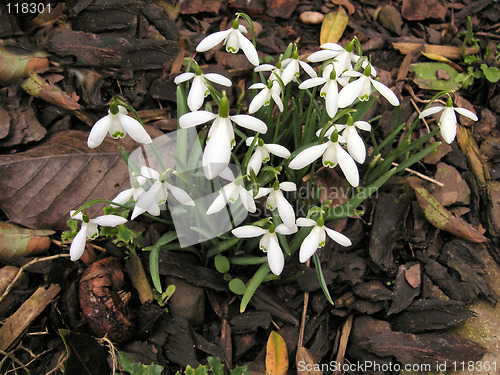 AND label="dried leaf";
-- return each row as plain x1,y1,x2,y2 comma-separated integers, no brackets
266,331,289,375
0,222,54,262
320,7,349,45
393,43,479,59
0,46,49,84
0,129,162,230
376,5,402,35
330,0,355,16
408,178,487,243
296,347,322,375
405,263,421,288
421,51,452,63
